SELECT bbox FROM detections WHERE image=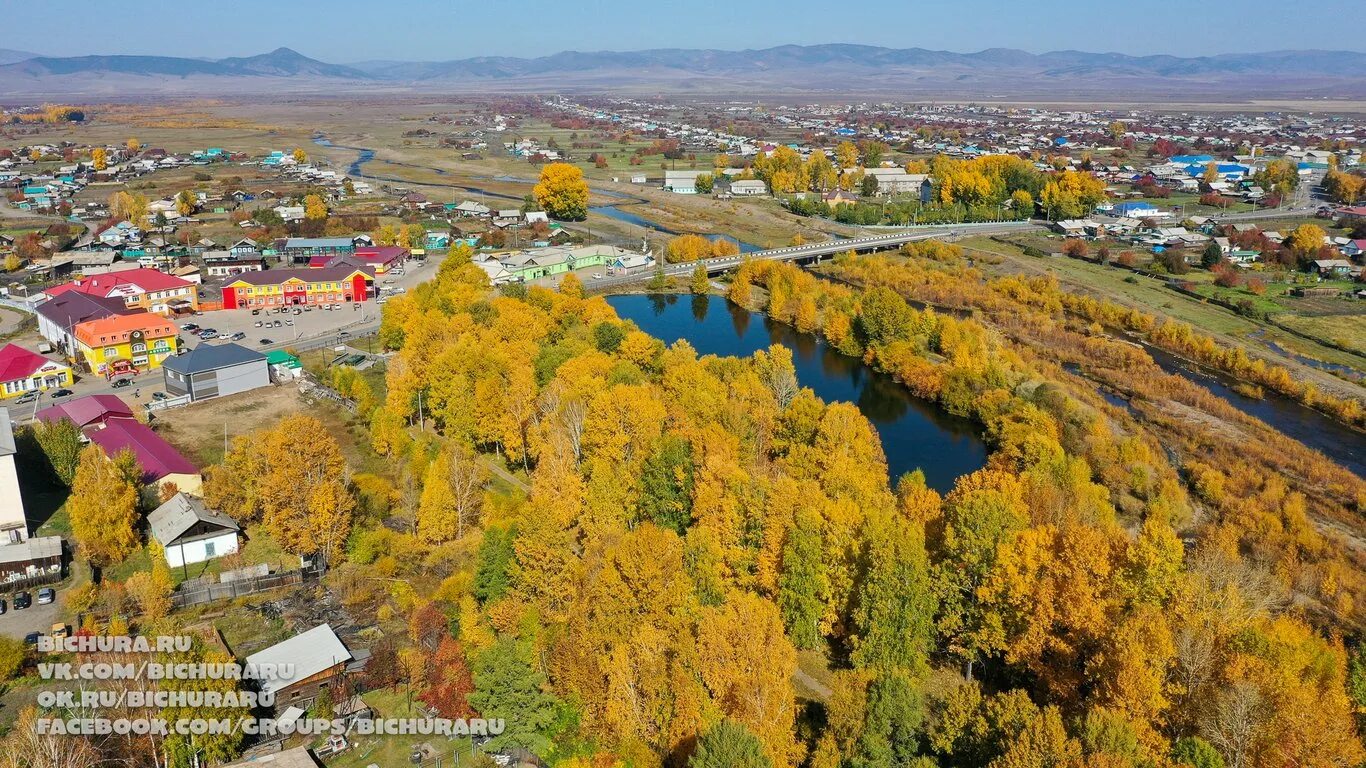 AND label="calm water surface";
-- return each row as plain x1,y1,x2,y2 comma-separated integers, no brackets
608,294,988,492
